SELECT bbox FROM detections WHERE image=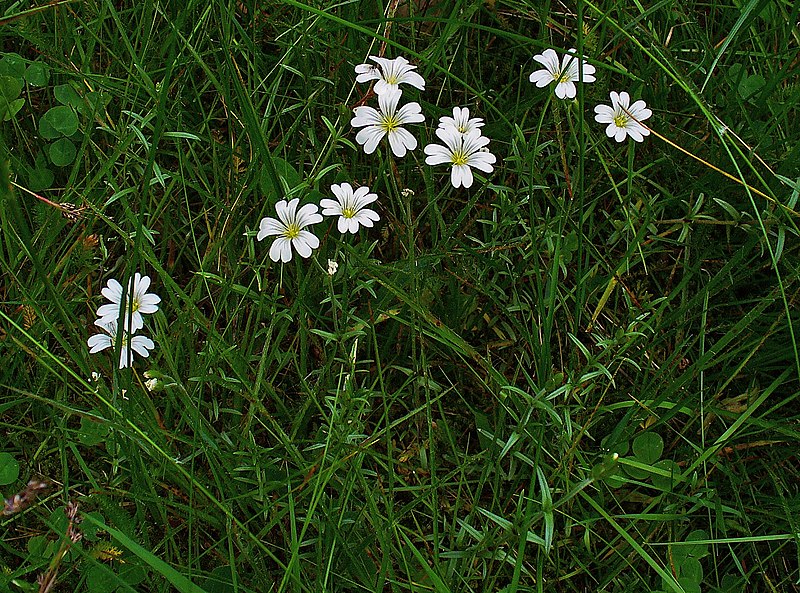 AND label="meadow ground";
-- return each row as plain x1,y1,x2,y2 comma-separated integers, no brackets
1,1,799,592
